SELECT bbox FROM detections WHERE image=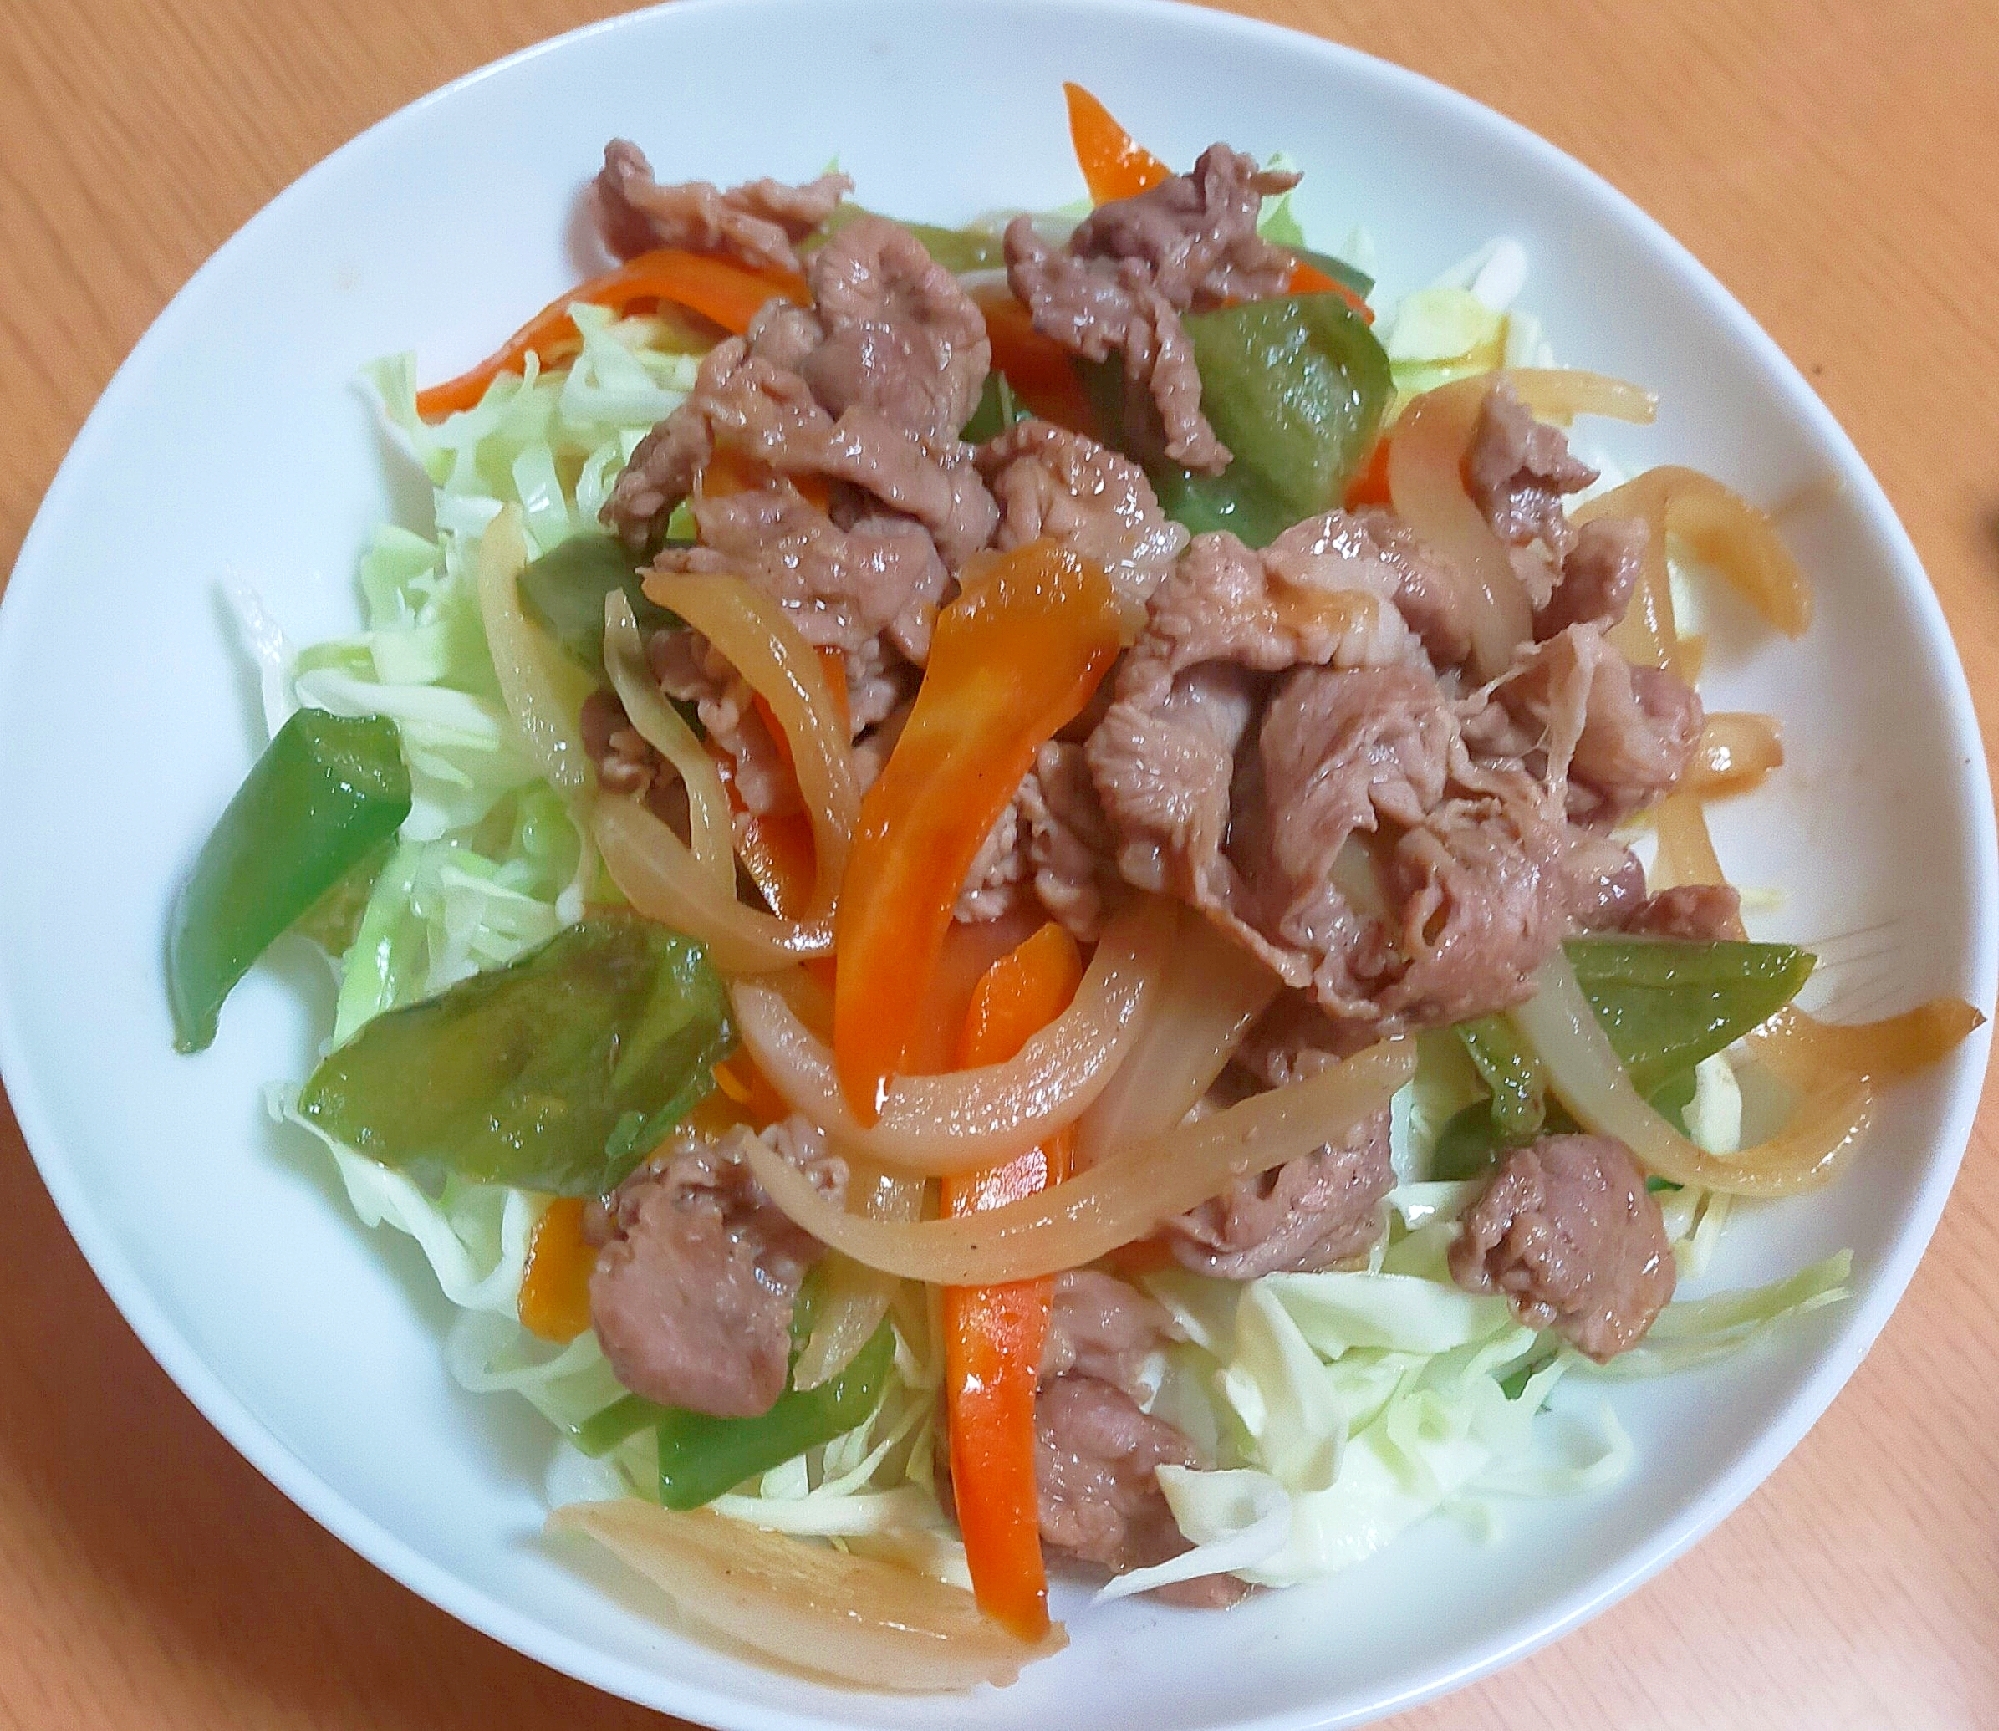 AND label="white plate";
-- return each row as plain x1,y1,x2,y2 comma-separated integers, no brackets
0,1,1991,1726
